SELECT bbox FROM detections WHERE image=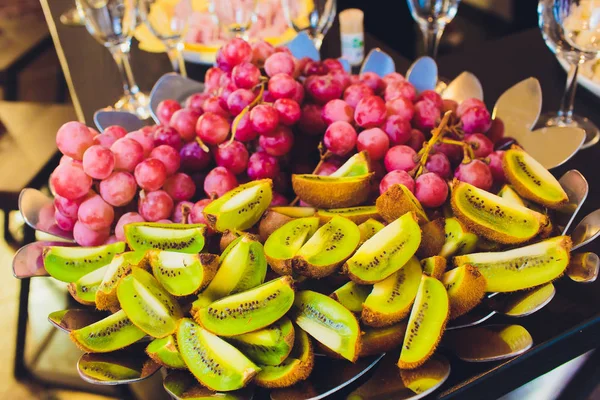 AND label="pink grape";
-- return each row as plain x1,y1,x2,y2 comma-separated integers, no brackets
94,134,118,149
406,129,426,151
54,210,76,232
442,99,458,115
487,118,505,144
170,109,201,142
56,121,95,160
51,163,92,200
114,212,145,241
270,192,288,206
103,125,127,139
185,93,209,113
454,159,493,190
138,190,174,222
157,219,173,224
202,96,229,117
163,173,196,201
416,90,443,109
380,170,415,194
232,62,261,89
110,138,144,172
461,107,492,134
343,84,373,108
457,98,486,118
250,104,279,136
322,99,353,125
433,141,463,165
317,161,339,176
382,72,405,87
247,152,280,180
215,141,249,174
179,142,210,172
384,81,416,102
304,74,343,105
227,89,256,116
357,128,390,161
154,126,182,150
265,52,296,77
196,112,230,145
54,195,83,219
126,130,155,157
220,37,252,68
386,97,414,122
73,221,109,246
291,81,305,103
425,153,451,178
274,98,301,126
359,72,384,93
384,116,412,145
204,167,238,198
135,158,167,191
190,199,212,226
99,171,137,206
354,96,386,128
268,74,297,100
323,59,344,71
324,121,357,156
259,126,294,156
82,145,115,179
234,112,258,142
78,194,114,231
104,235,119,244
465,133,494,158
413,100,441,131
303,60,328,76
156,99,181,126
295,57,311,76
205,67,226,93
251,40,275,66
298,104,326,135
151,145,181,176
329,69,351,91
384,145,417,172
172,201,194,224
487,151,506,183
415,173,449,208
